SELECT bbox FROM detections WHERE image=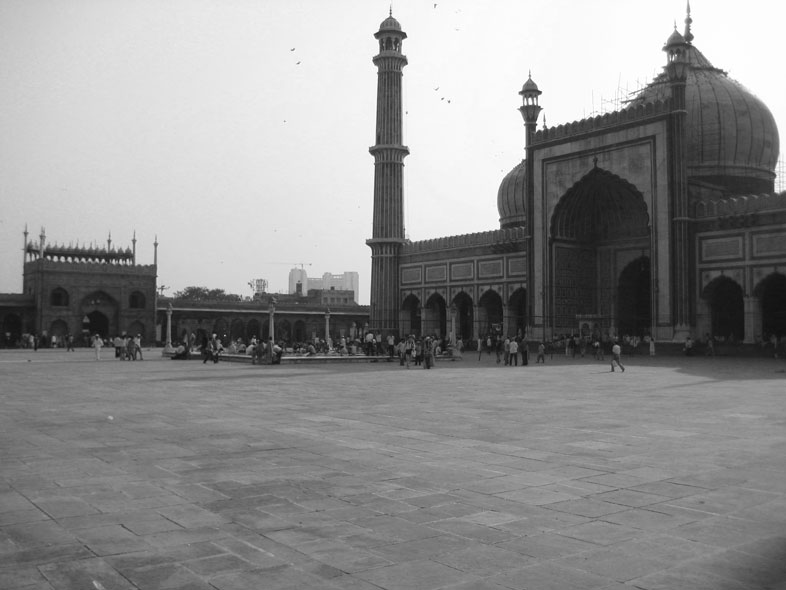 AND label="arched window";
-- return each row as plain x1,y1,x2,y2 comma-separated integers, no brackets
50,287,69,307
129,291,146,309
